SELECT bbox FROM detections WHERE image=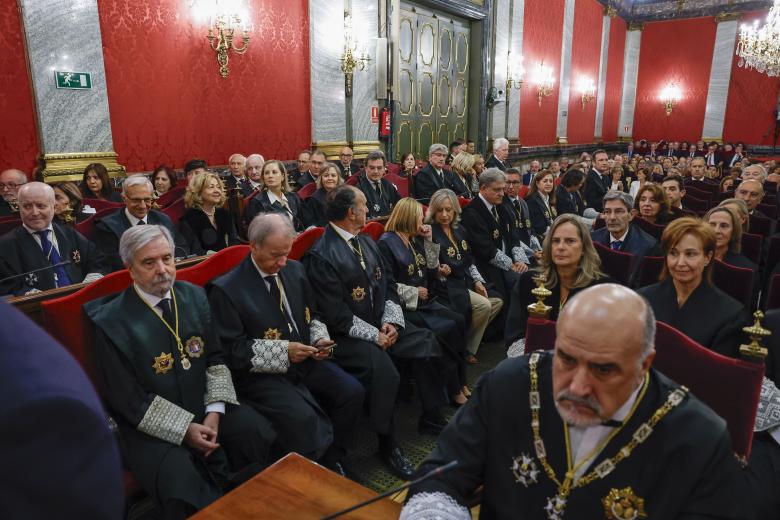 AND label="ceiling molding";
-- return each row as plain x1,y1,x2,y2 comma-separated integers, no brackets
596,0,772,22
